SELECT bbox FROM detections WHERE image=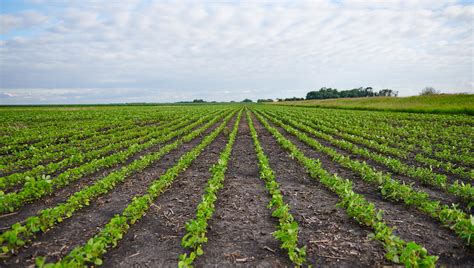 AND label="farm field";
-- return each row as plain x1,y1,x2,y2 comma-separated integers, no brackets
0,104,473,267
